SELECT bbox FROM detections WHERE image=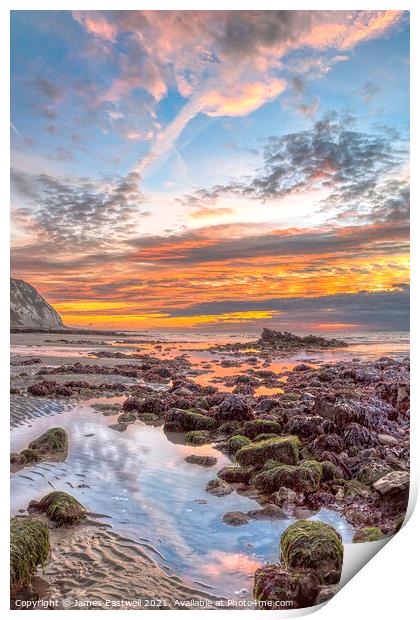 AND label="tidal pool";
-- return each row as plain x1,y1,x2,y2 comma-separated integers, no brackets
10,398,355,598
